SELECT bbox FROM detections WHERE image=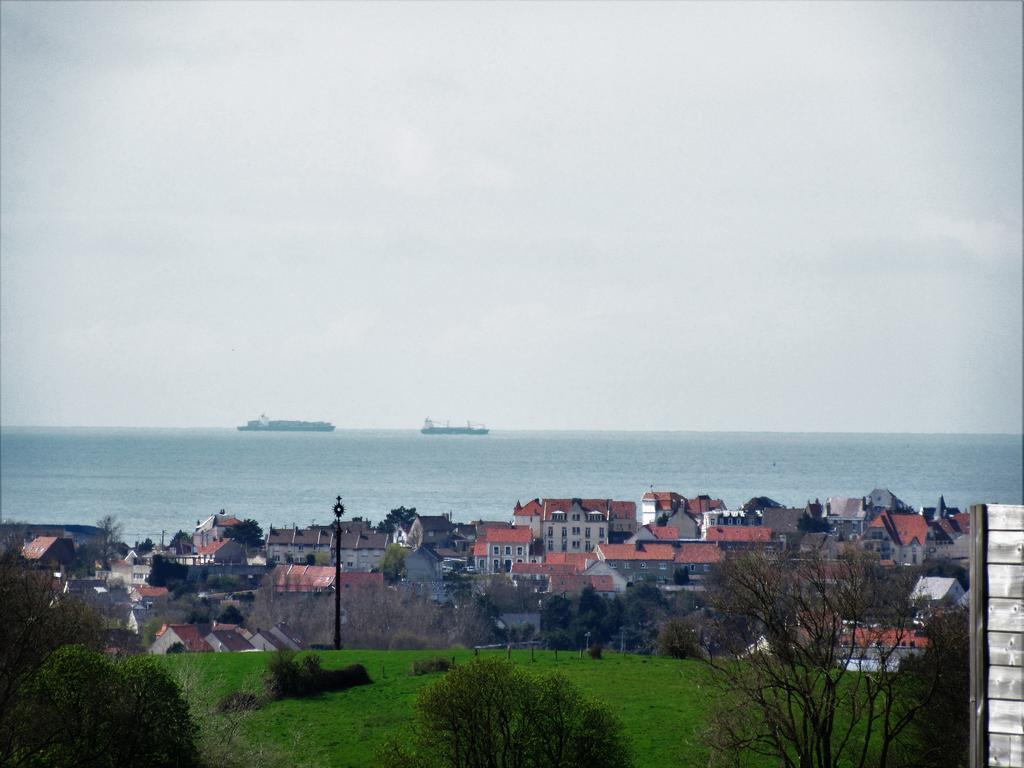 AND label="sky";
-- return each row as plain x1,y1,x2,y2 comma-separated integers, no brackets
1,1,1021,433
